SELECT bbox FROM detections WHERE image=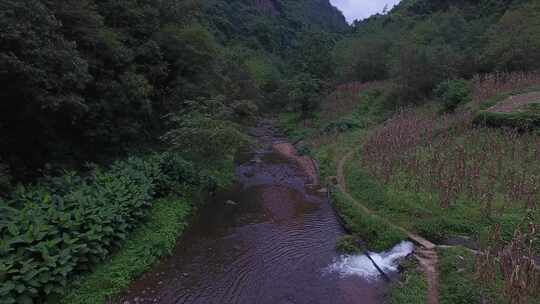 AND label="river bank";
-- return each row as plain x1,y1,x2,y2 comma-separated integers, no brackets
115,120,401,304
278,80,540,304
